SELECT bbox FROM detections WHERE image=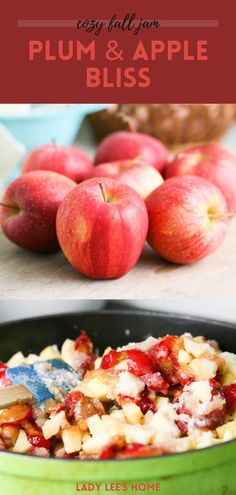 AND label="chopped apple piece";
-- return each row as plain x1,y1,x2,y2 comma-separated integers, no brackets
86,415,102,436
110,409,126,421
7,352,25,368
40,345,60,360
79,369,119,401
62,426,81,454
124,424,153,445
221,352,236,385
116,372,145,397
82,431,111,454
122,402,143,424
42,411,66,440
23,354,40,364
189,358,217,380
100,416,125,436
217,420,236,439
94,357,102,369
81,431,91,444
61,339,75,367
184,336,214,358
155,397,169,408
178,350,191,364
12,429,32,453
